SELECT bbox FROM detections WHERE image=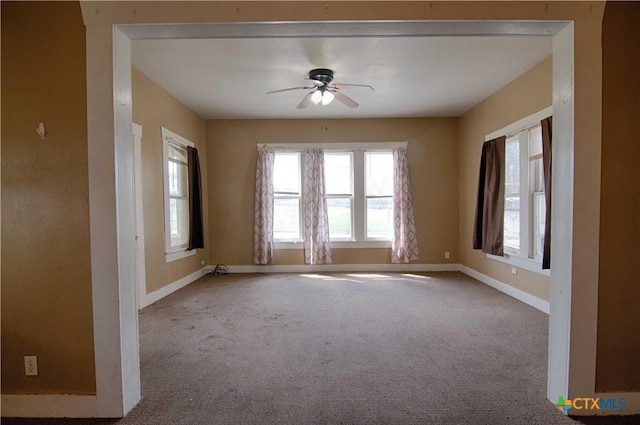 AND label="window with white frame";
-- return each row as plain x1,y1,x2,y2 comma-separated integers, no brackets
484,106,551,274
162,127,195,262
365,151,394,240
273,152,302,240
529,125,546,260
324,152,354,240
271,143,400,246
485,107,553,275
503,121,546,261
504,134,521,252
